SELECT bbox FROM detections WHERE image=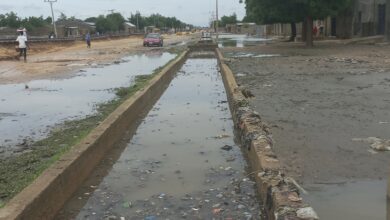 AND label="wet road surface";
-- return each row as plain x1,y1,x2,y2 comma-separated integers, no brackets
225,44,390,220
0,52,176,157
